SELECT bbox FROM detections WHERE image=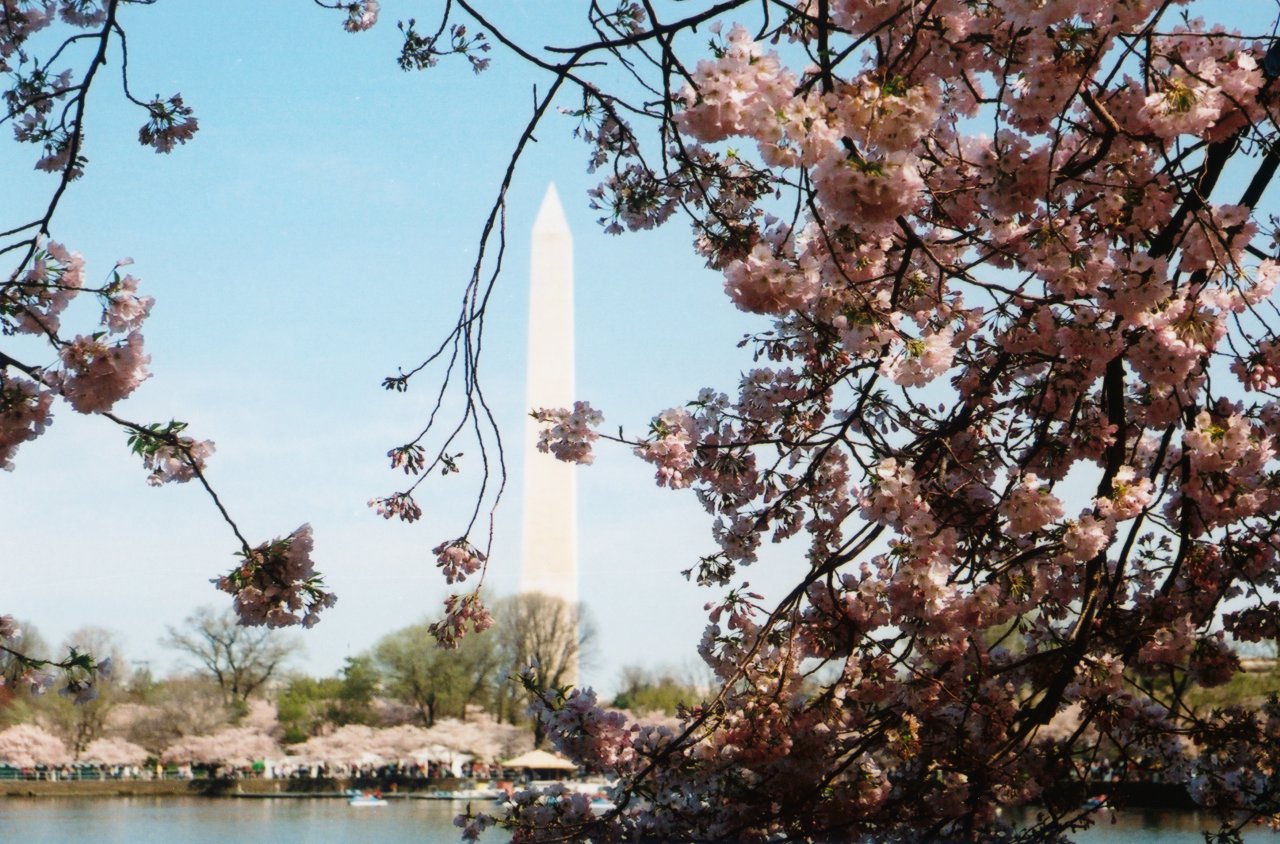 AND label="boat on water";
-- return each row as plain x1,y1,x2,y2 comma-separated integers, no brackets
347,789,389,807
1081,794,1108,812
423,787,502,801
